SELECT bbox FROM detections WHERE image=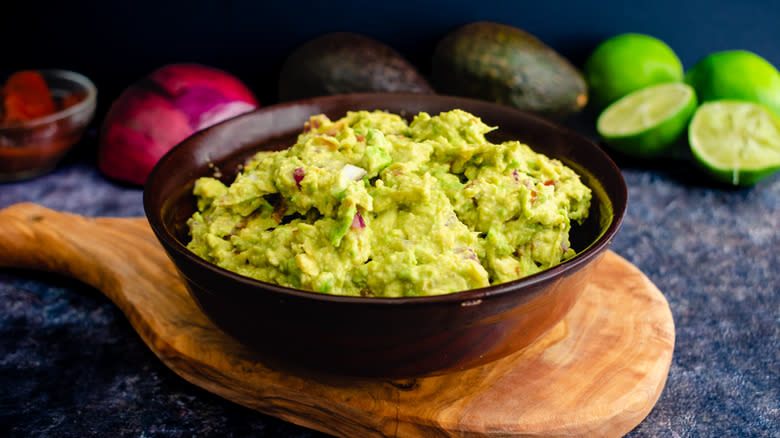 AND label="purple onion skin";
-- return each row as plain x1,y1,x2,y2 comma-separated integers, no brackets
351,211,366,229
98,63,259,185
169,86,257,131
